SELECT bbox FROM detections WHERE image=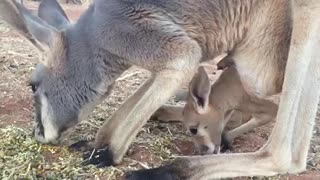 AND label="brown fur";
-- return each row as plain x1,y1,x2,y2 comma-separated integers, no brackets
185,66,278,154
155,65,277,155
